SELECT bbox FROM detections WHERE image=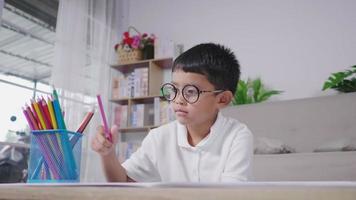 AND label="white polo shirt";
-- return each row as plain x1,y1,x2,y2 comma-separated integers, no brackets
122,112,253,182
